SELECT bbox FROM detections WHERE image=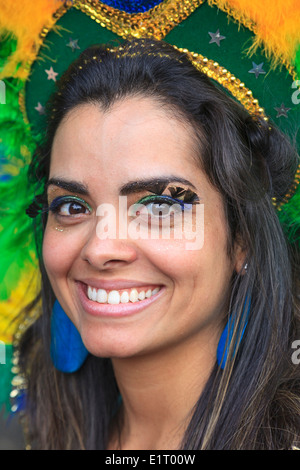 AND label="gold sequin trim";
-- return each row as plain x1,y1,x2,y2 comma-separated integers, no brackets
10,306,41,410
178,47,267,119
81,41,266,120
276,162,300,210
72,0,205,40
